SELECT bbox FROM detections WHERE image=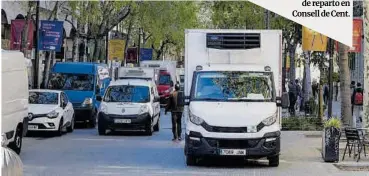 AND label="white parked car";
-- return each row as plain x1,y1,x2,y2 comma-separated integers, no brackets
28,90,75,136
